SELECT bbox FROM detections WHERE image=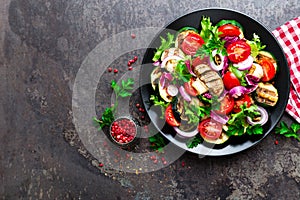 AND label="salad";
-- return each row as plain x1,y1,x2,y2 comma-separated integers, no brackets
149,17,279,147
